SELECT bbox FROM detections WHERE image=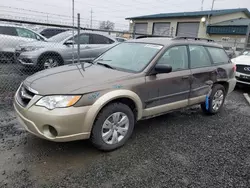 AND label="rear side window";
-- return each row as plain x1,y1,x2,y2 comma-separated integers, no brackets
73,34,90,44
206,47,229,64
0,26,17,36
189,45,211,68
91,34,114,44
